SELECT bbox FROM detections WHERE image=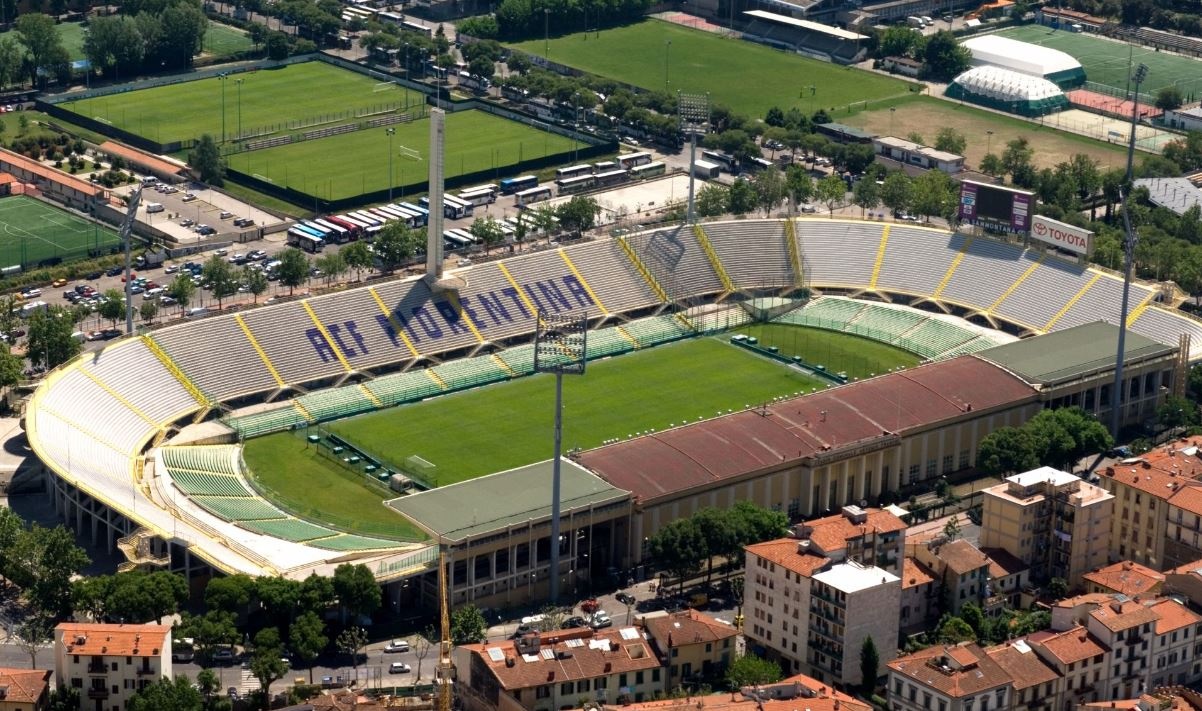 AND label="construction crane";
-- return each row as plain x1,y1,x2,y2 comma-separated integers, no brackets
436,551,456,711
